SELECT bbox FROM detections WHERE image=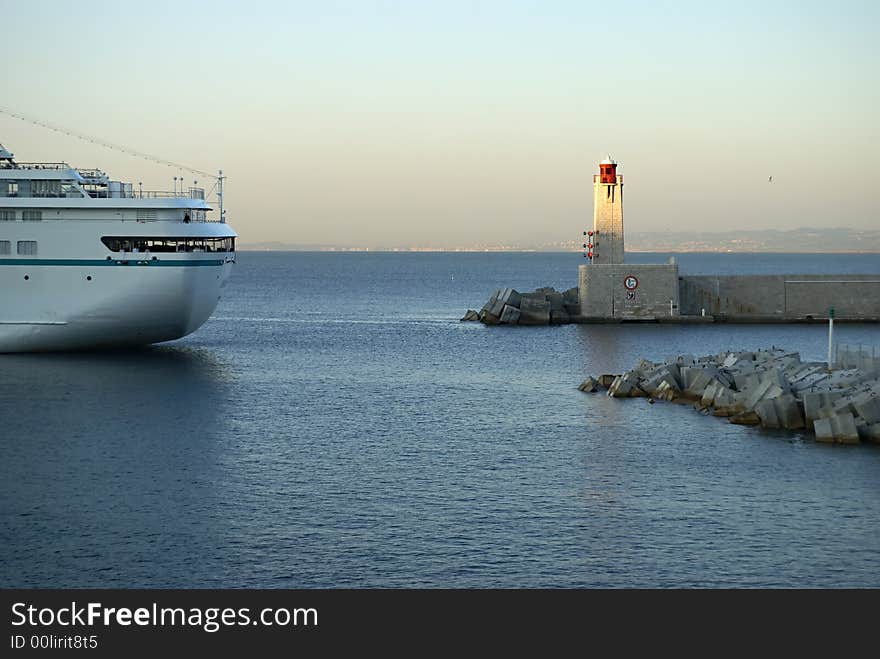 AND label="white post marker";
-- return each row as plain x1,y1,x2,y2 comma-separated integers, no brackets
827,306,835,372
